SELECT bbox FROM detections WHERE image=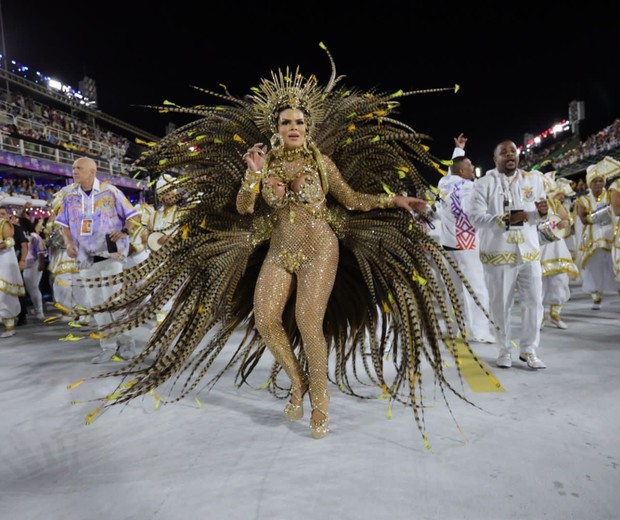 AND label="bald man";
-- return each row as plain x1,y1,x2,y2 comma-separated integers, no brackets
56,157,141,363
